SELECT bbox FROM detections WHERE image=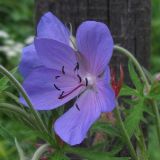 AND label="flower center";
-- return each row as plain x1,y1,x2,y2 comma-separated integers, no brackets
53,63,96,100
83,73,96,87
